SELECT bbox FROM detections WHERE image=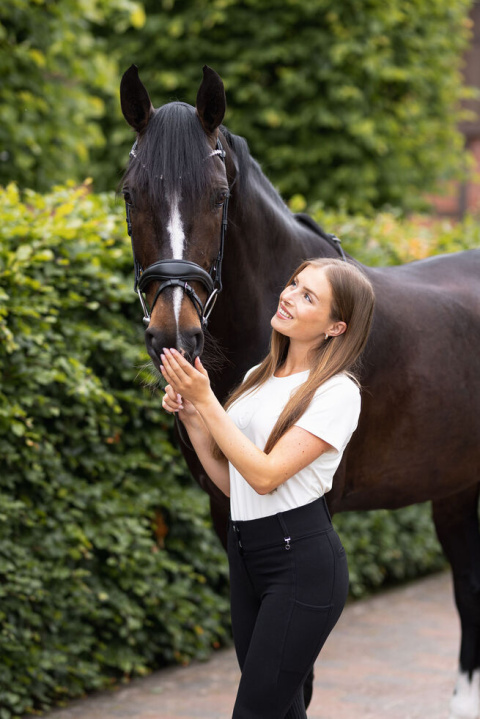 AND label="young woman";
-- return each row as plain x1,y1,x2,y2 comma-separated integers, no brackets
160,257,375,719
